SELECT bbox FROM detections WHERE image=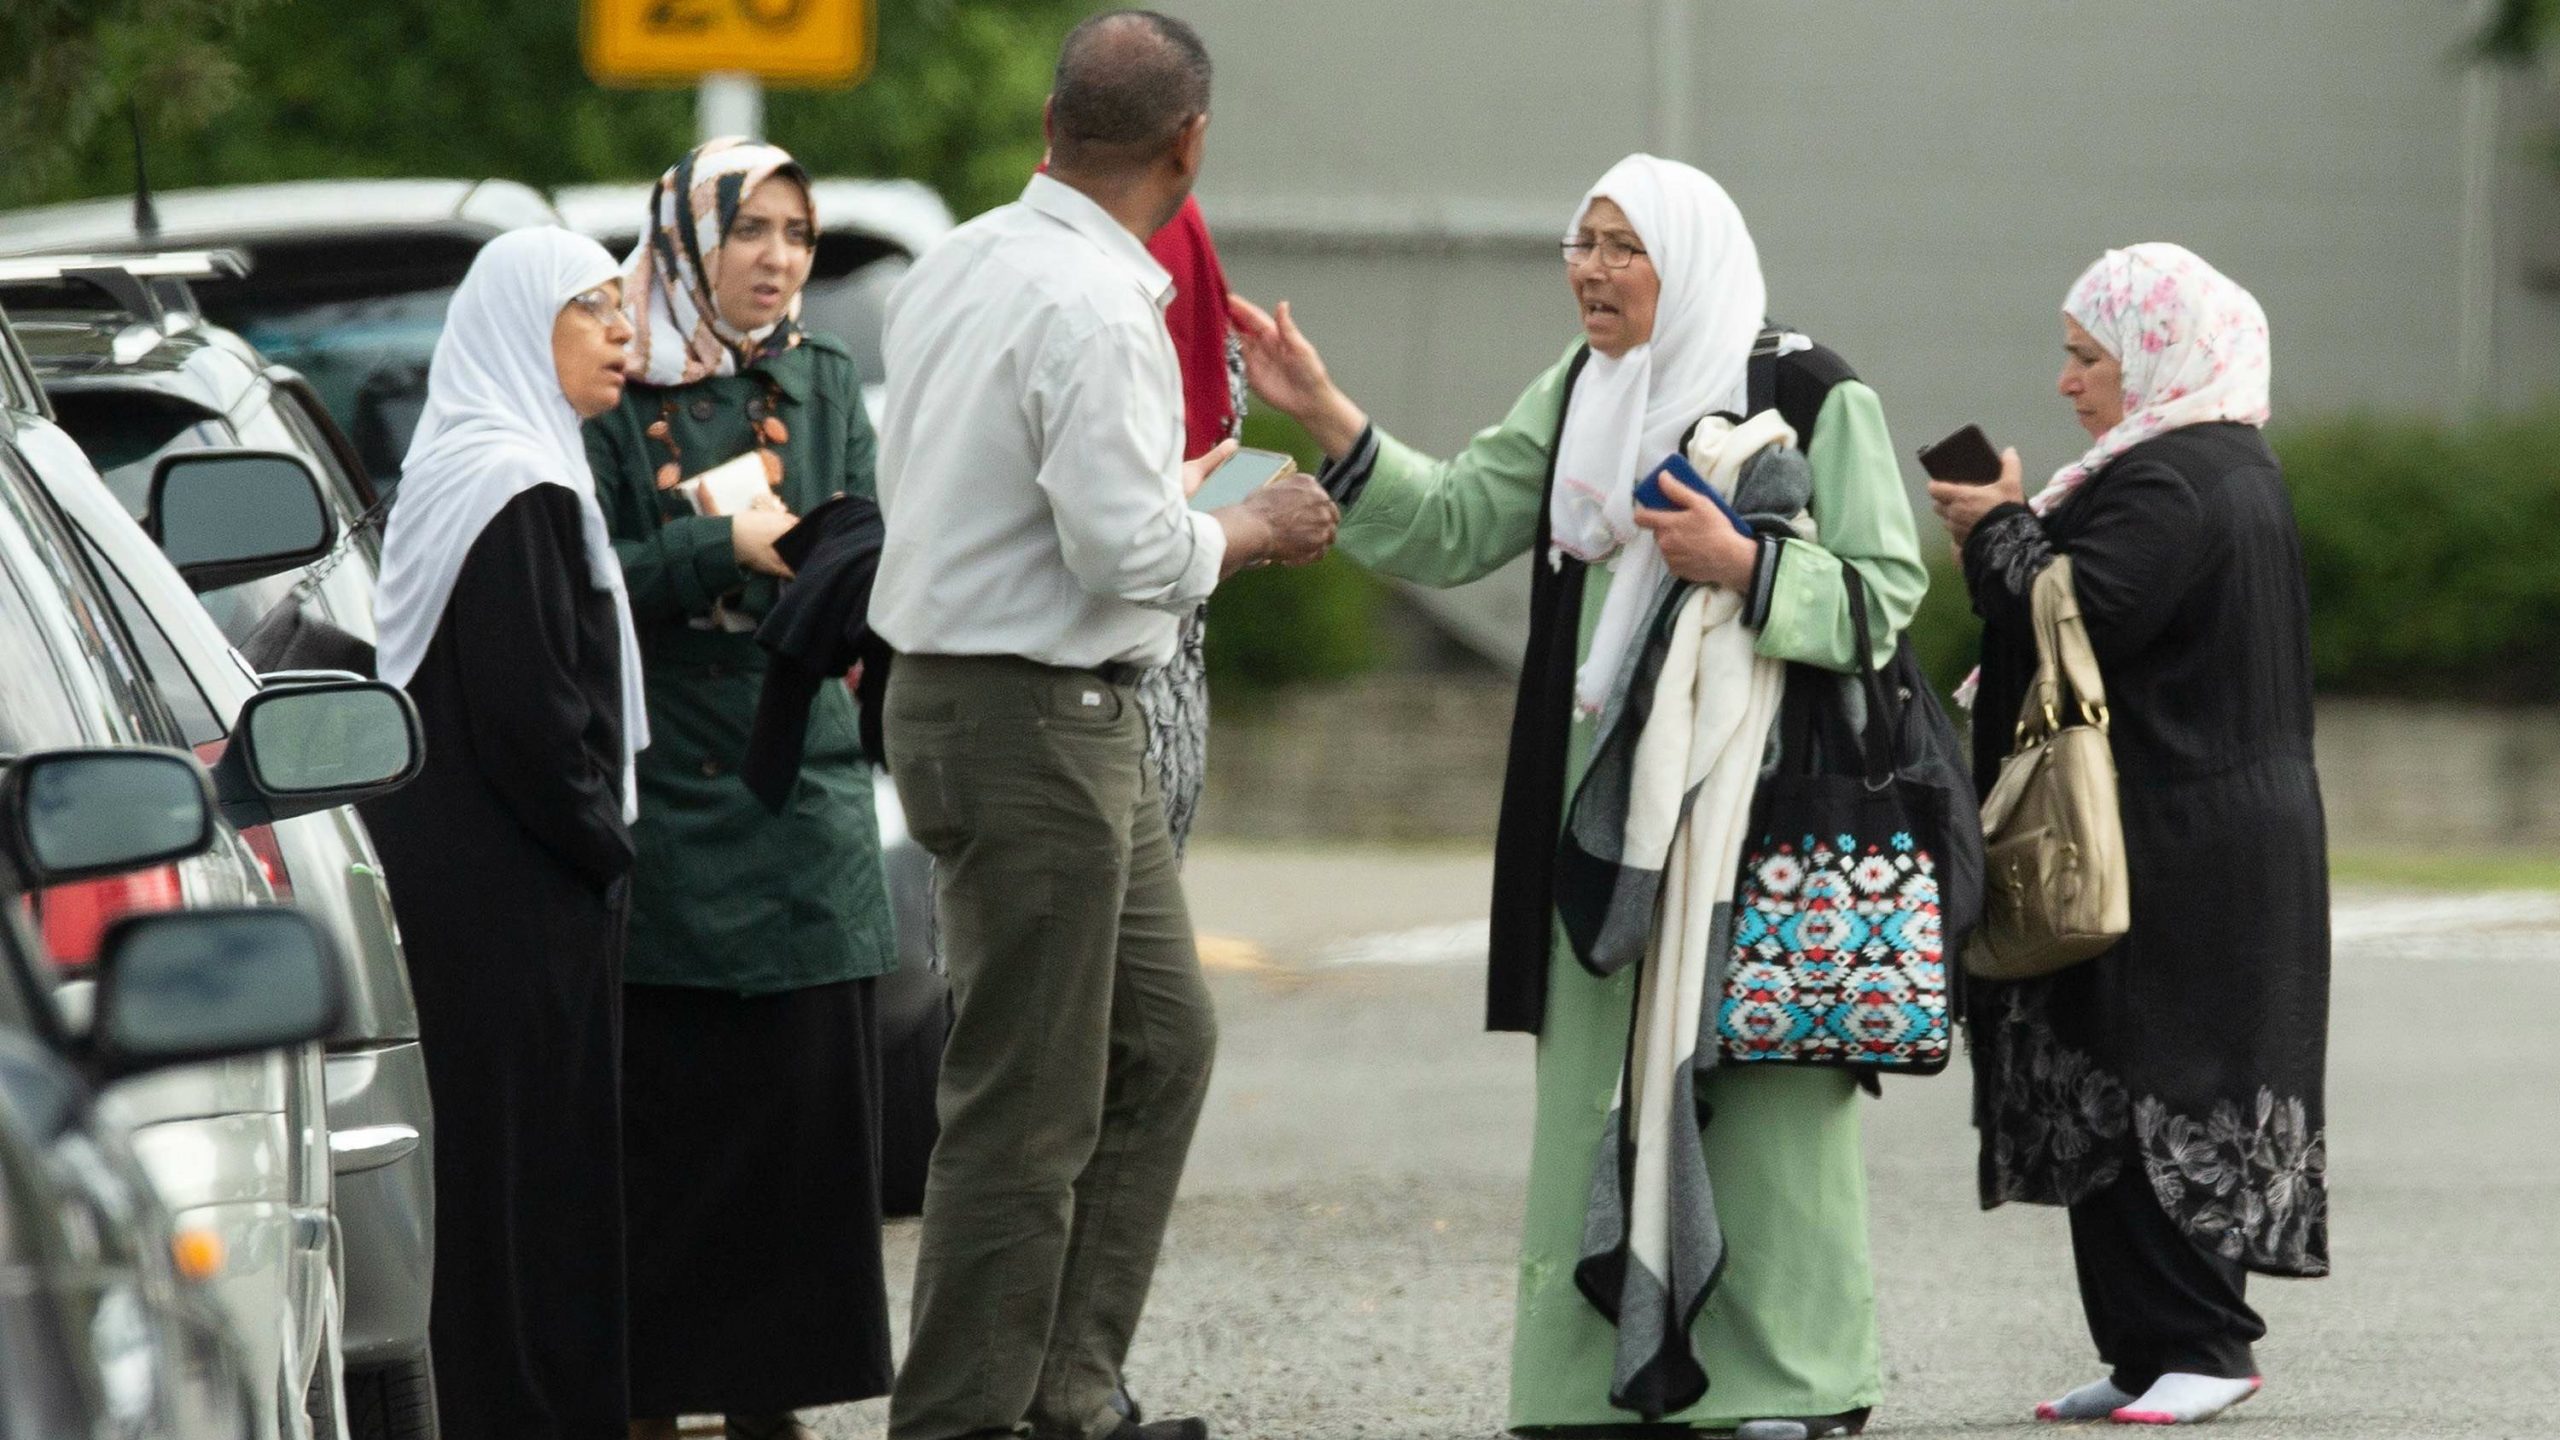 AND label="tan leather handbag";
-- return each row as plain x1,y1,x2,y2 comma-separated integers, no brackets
1964,557,2130,980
